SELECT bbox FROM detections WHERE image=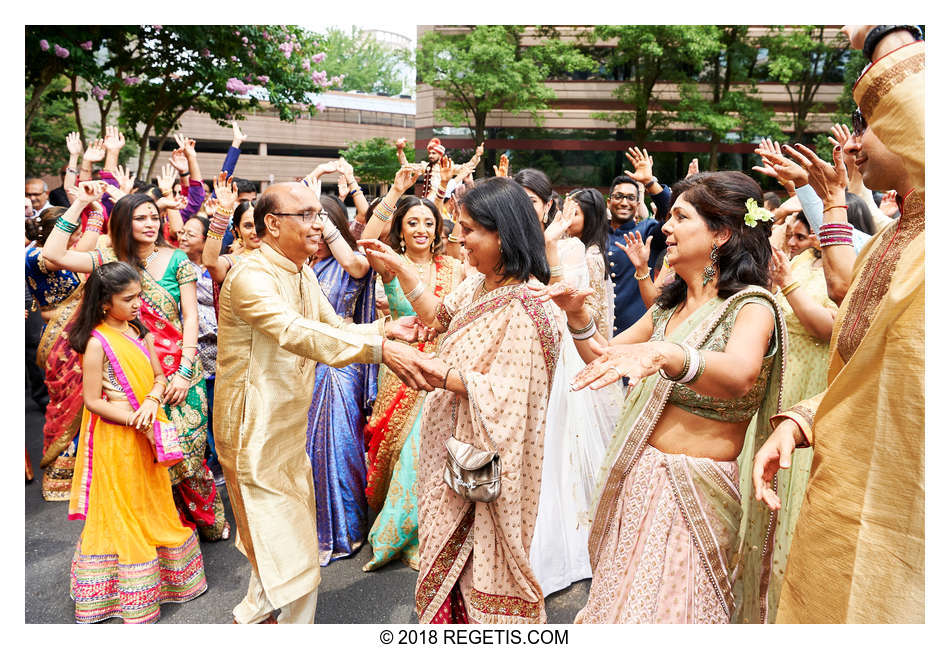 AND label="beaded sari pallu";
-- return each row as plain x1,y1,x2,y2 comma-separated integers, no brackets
68,324,206,624
414,277,560,624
